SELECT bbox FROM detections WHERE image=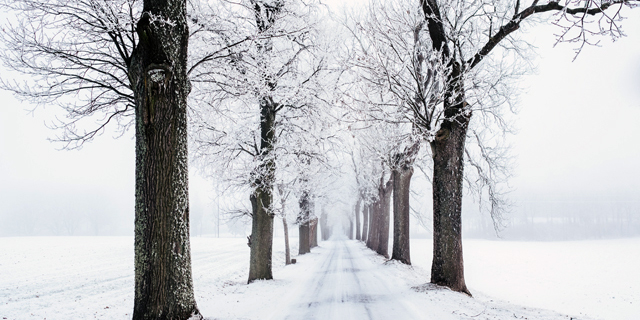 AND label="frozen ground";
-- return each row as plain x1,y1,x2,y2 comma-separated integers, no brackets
0,236,638,319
